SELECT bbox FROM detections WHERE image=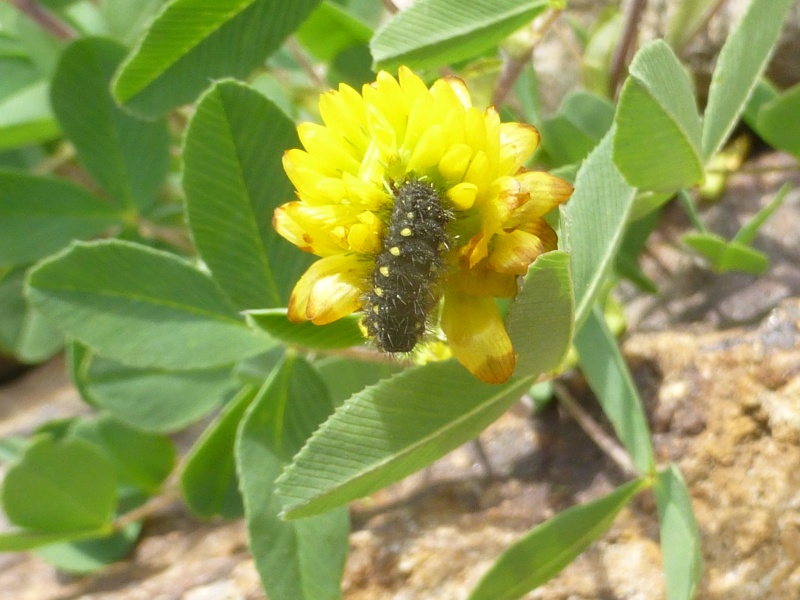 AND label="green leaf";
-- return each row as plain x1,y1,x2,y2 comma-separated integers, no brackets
613,40,703,191
328,44,374,89
237,356,348,599
539,90,615,166
655,465,703,600
742,78,778,128
314,355,403,408
112,0,322,117
1,436,116,533
371,0,549,71
100,0,166,46
27,240,274,370
701,0,794,160
0,170,123,266
72,344,235,433
181,386,257,518
0,80,59,151
297,1,372,61
469,477,648,600
506,251,574,377
34,522,141,574
562,130,637,330
246,309,364,350
277,360,533,519
757,84,800,159
70,415,176,495
0,266,63,363
574,306,655,474
51,37,170,213
682,233,769,275
0,436,27,463
664,0,717,52
733,183,790,246
183,80,311,310
0,528,108,552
